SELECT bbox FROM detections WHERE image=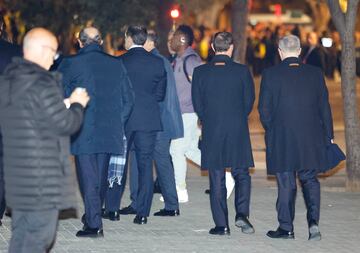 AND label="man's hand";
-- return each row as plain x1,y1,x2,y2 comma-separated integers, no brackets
69,88,90,108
